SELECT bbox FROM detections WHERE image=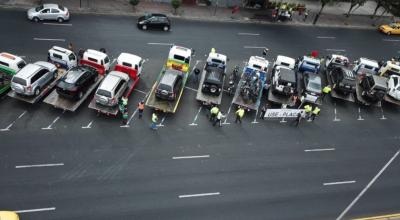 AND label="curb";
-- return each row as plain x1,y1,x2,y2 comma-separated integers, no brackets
0,4,380,30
